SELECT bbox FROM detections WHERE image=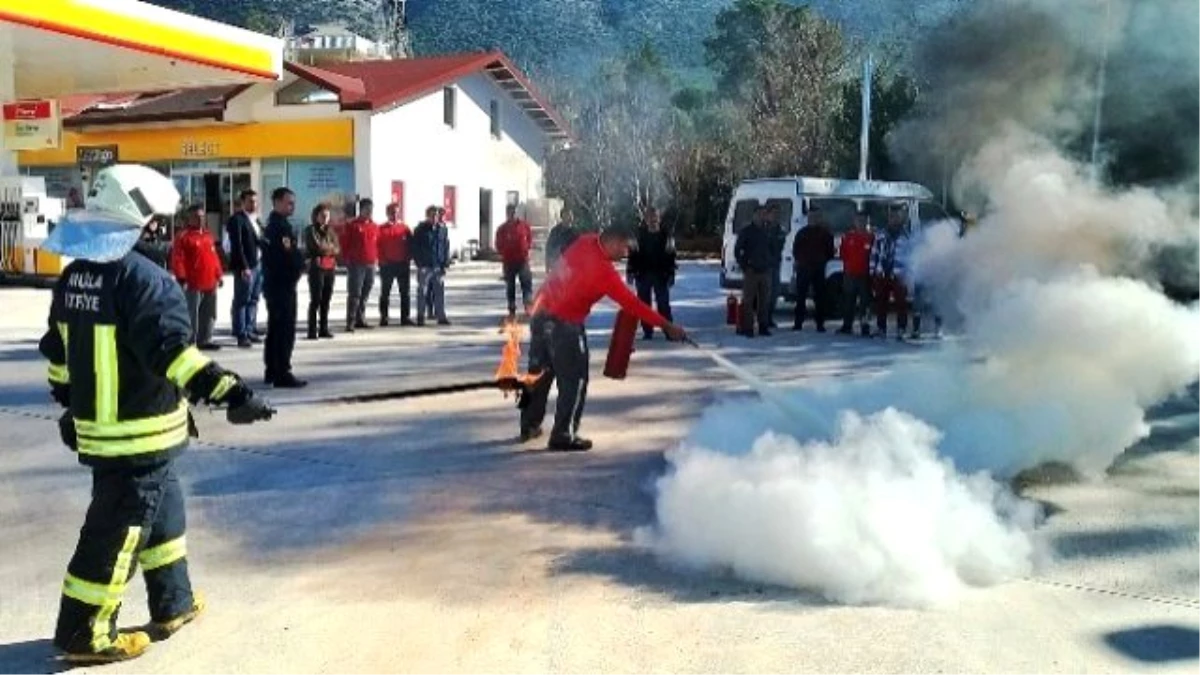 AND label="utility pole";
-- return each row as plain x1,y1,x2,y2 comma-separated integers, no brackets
858,53,873,181
1089,0,1111,185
